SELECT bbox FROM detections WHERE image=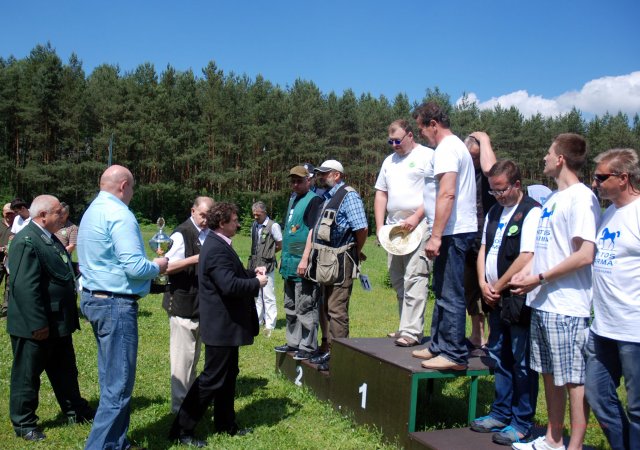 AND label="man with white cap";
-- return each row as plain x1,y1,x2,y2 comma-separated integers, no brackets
300,160,368,370
374,119,435,347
